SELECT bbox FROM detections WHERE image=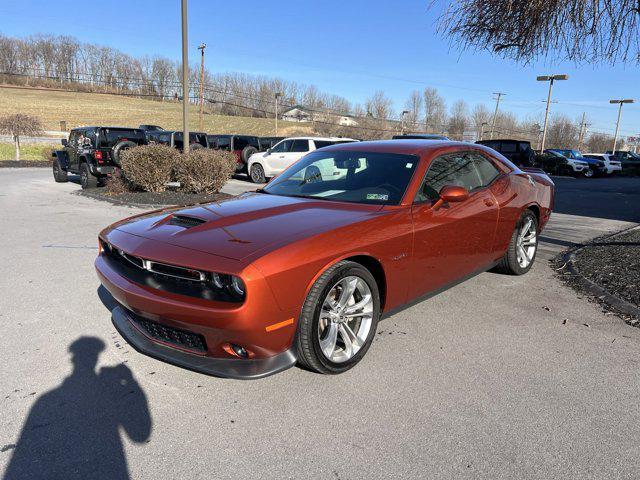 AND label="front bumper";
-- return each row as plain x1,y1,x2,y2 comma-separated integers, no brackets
112,306,296,379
